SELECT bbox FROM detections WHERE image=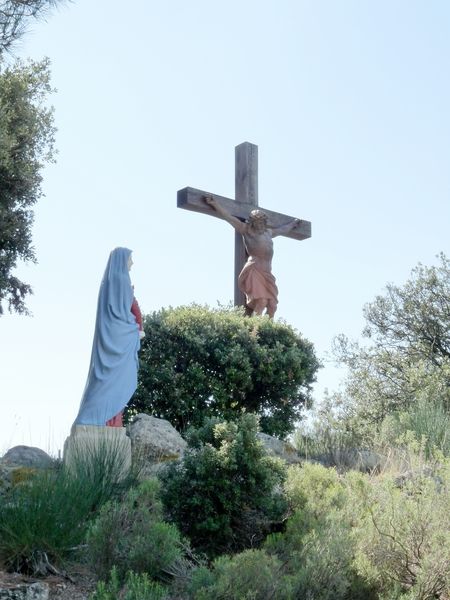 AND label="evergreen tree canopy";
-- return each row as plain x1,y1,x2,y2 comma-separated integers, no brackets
0,56,56,313
0,1,63,54
127,305,319,438
0,0,63,314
